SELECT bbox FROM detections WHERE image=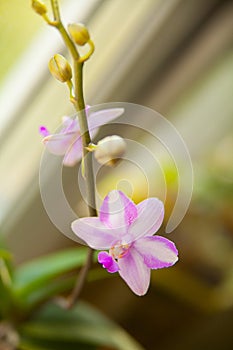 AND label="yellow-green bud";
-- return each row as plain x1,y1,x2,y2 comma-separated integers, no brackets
48,54,72,83
68,23,90,46
31,0,47,15
94,135,126,167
